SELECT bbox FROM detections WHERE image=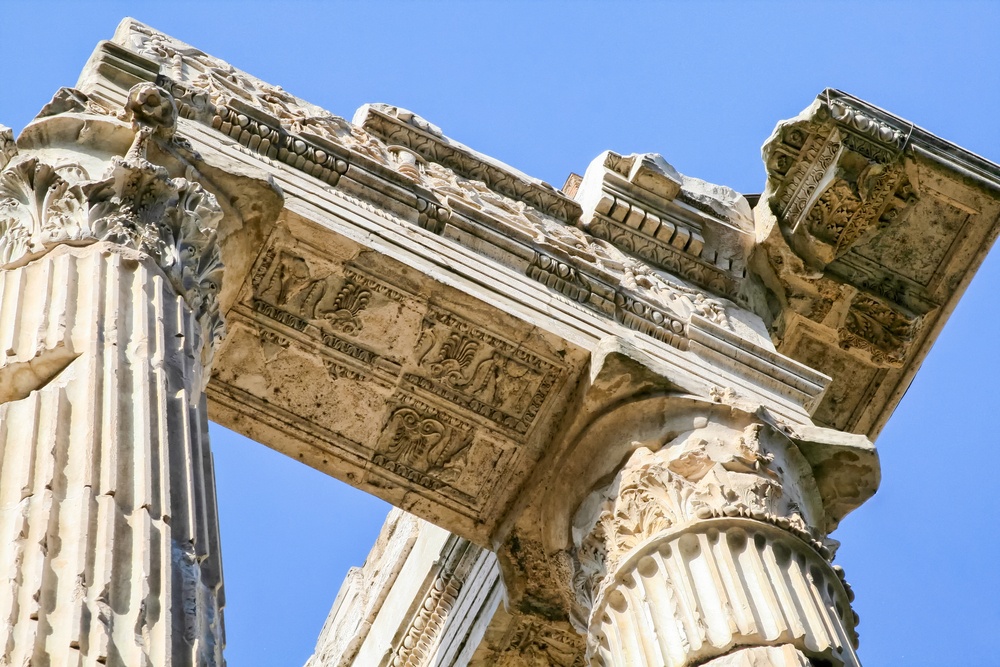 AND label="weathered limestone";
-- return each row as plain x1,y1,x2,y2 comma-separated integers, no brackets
306,510,503,667
572,420,859,666
0,80,270,663
4,16,1000,666
748,91,1000,437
